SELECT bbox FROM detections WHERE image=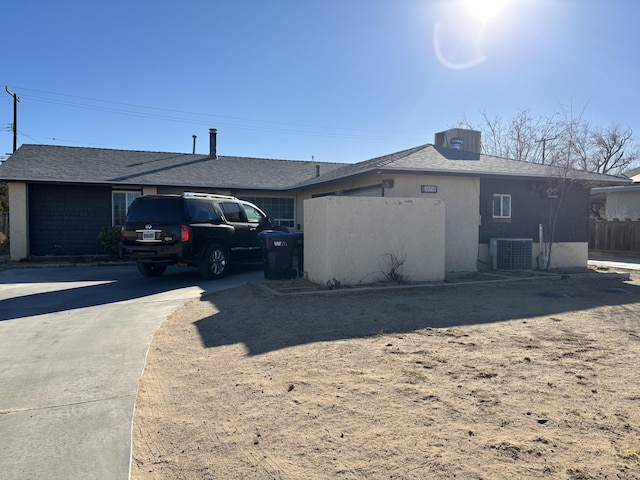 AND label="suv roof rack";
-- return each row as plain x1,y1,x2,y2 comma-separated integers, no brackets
181,192,238,201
